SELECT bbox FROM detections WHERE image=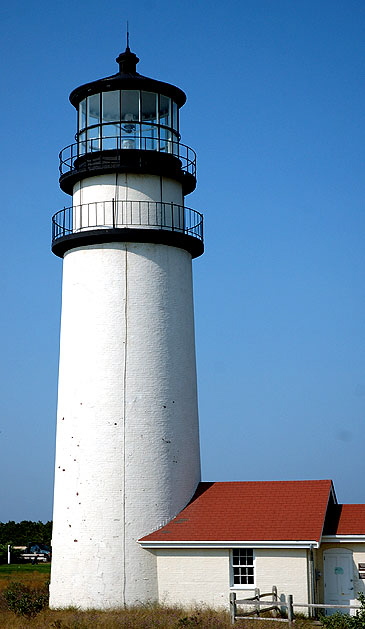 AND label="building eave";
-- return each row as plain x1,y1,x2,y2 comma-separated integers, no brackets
321,535,365,543
139,539,320,550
